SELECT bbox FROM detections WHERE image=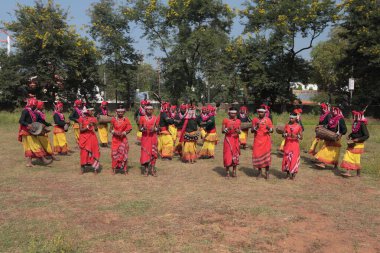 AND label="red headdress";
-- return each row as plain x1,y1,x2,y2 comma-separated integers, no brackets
101,101,108,106
26,98,38,107
74,99,82,107
36,100,44,110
